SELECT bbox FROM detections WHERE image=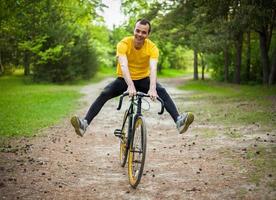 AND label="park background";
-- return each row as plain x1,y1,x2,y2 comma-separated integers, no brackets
0,0,275,199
